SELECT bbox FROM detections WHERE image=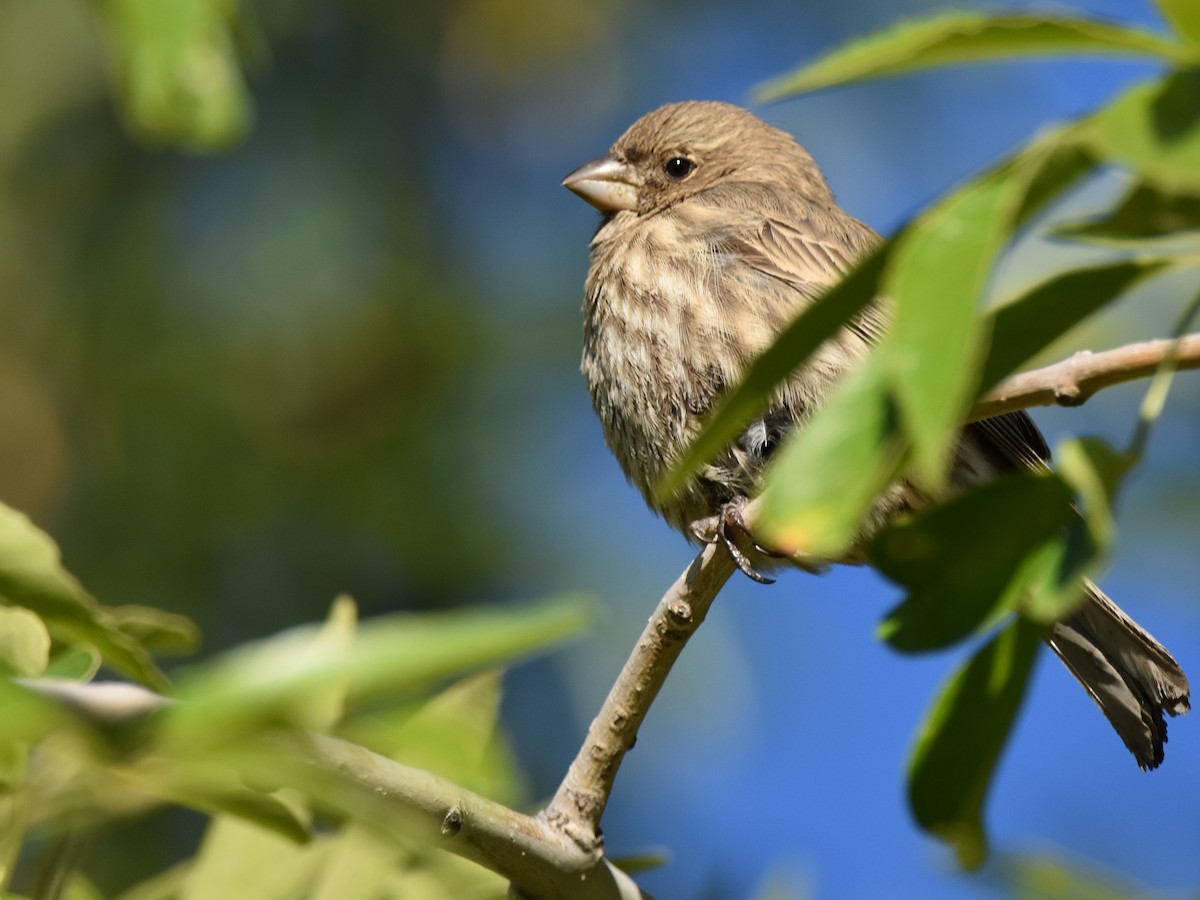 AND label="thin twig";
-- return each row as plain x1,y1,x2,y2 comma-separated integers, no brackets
972,334,1200,422
541,541,737,848
1129,300,1200,461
